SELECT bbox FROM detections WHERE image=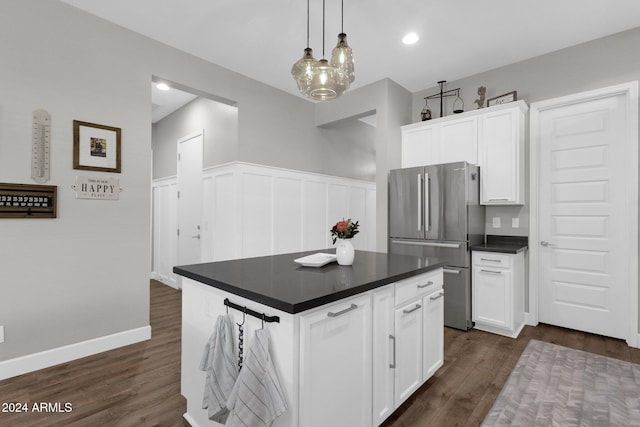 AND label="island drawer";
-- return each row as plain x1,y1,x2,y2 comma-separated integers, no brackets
395,268,443,306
